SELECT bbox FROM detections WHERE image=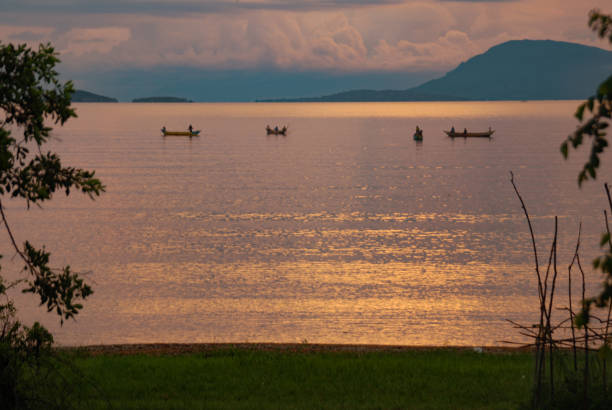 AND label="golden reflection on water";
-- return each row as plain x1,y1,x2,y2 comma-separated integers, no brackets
127,100,579,120
7,101,609,346
102,259,536,346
